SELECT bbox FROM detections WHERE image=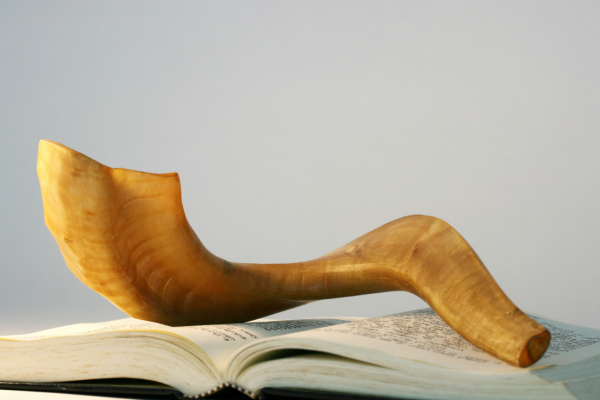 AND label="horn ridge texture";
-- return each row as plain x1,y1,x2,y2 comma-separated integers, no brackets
37,140,549,367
